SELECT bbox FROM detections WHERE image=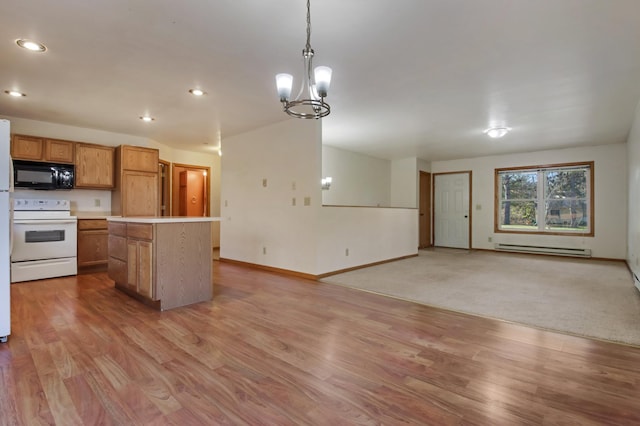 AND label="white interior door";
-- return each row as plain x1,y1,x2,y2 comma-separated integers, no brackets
434,172,470,249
